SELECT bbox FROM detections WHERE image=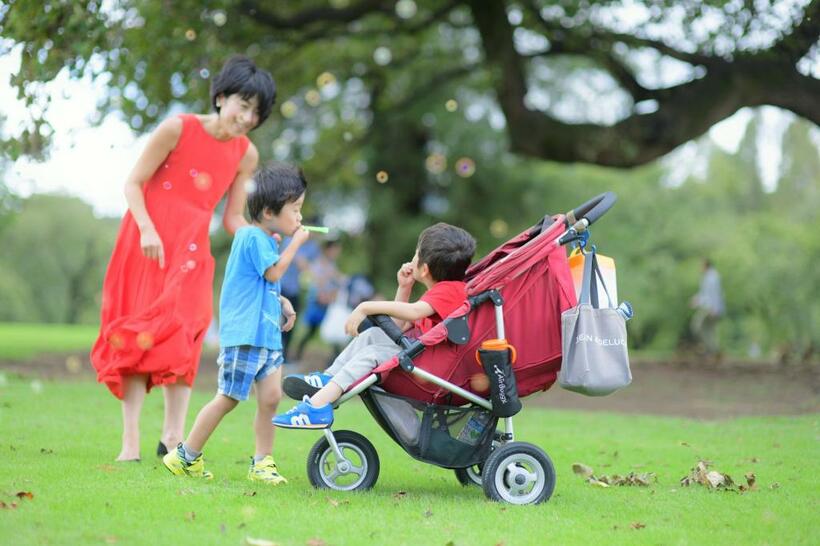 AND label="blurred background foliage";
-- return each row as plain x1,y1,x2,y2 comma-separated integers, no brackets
0,1,817,362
